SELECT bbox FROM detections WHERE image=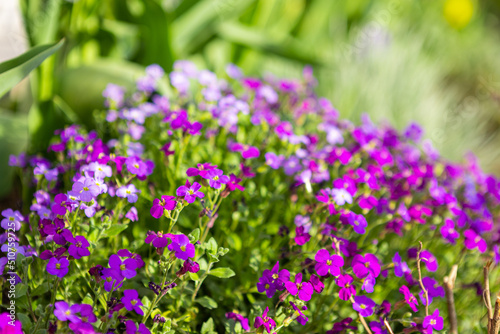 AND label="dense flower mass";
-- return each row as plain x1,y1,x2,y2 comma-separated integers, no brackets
4,60,500,333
